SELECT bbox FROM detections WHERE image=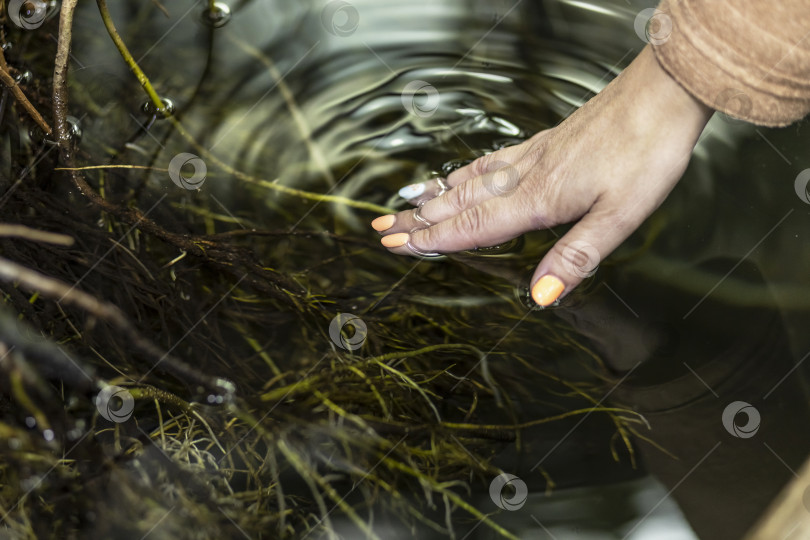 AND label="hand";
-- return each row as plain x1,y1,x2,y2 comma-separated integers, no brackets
371,45,714,306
